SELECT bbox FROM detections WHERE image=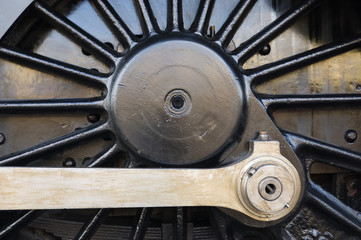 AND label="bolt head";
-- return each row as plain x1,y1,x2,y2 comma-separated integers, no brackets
0,133,5,144
63,158,76,167
345,129,357,143
259,44,271,55
247,167,257,176
258,131,269,141
87,113,100,123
